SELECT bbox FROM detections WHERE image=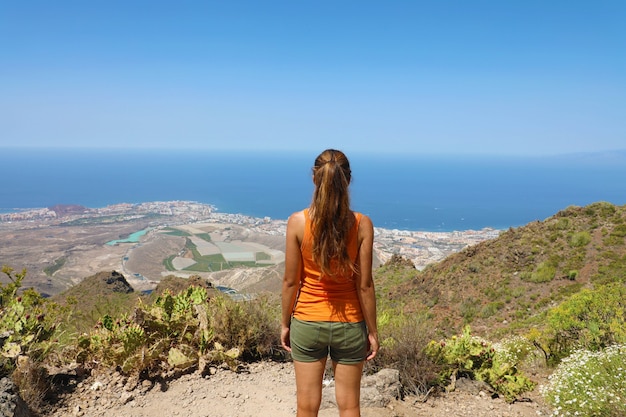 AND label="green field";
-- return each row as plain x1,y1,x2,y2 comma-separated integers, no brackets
163,233,277,272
